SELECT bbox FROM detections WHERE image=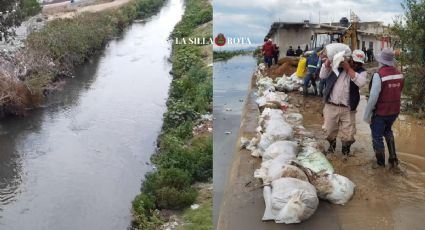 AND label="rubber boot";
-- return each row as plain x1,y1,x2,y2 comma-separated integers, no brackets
303,85,308,96
341,143,351,155
385,136,399,168
313,85,318,96
326,139,336,154
372,148,385,169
